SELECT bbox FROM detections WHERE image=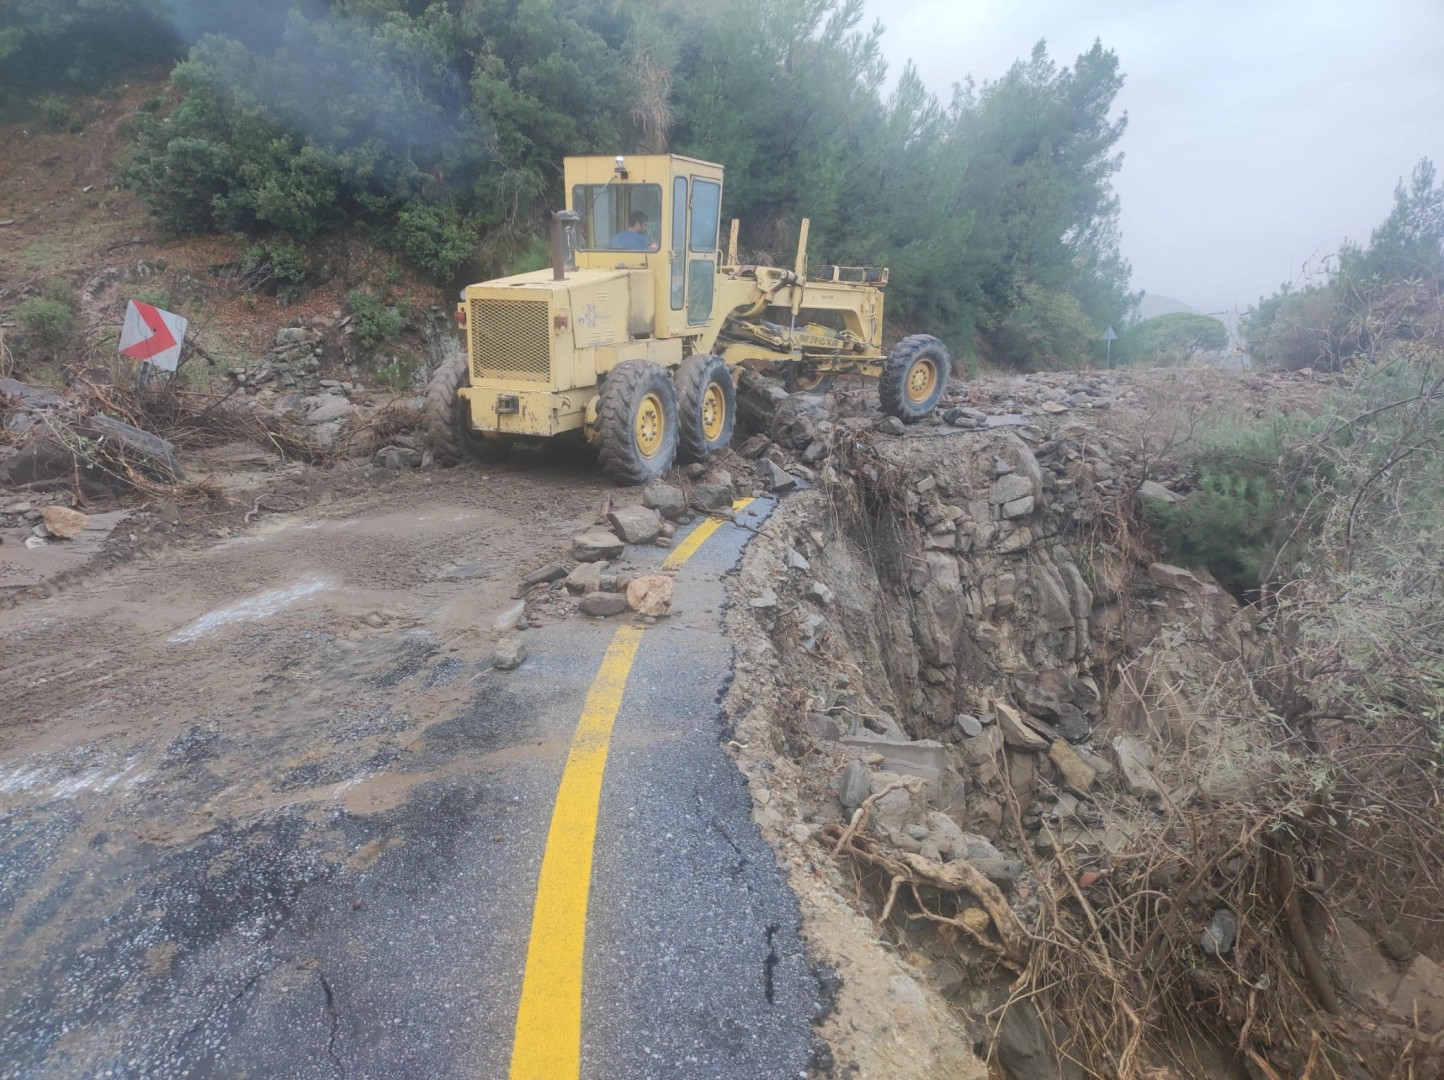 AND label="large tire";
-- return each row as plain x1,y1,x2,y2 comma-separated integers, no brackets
596,359,679,485
879,334,951,422
674,353,736,464
783,360,836,395
424,350,510,465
